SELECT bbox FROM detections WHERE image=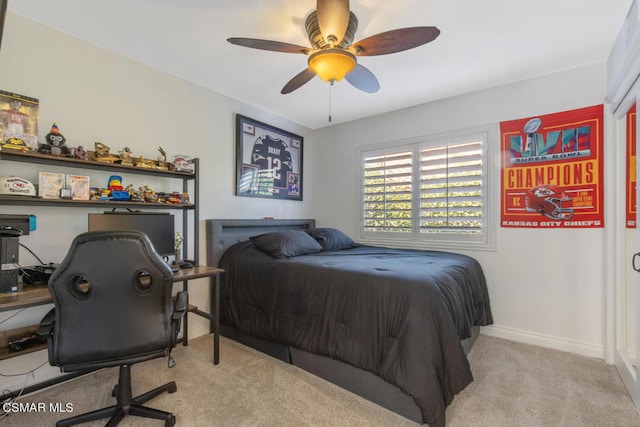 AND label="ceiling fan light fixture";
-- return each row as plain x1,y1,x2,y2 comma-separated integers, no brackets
308,49,356,82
